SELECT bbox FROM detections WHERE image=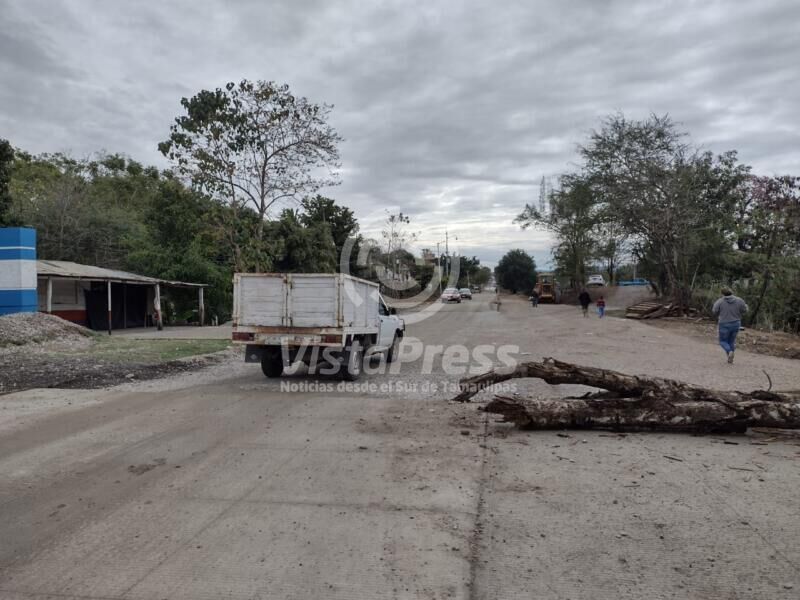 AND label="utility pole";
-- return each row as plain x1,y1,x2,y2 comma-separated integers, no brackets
444,229,451,283
436,242,442,294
